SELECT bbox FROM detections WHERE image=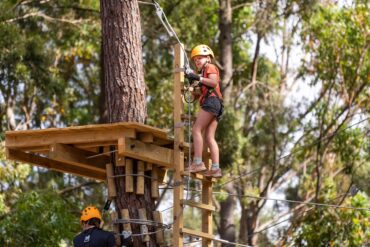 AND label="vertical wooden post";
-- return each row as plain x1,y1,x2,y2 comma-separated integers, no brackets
121,209,132,233
111,211,121,246
202,151,212,247
125,158,134,193
136,160,145,195
153,211,164,245
173,43,185,247
106,163,117,199
151,165,159,199
138,208,150,243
